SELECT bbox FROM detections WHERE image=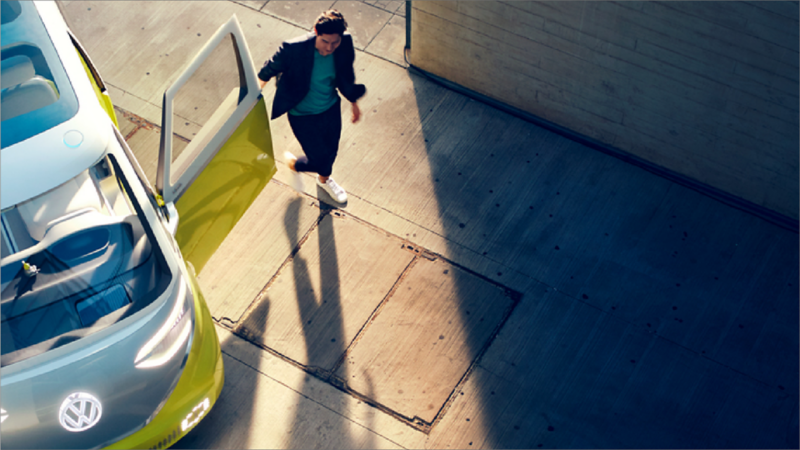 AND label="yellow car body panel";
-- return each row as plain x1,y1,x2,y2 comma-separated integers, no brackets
175,97,276,273
75,47,119,128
